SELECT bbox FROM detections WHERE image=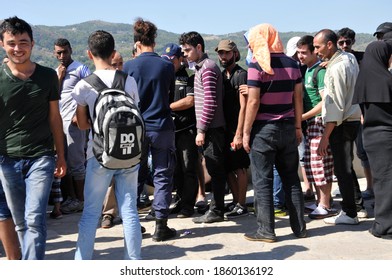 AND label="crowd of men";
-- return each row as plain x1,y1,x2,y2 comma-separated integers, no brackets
1,16,391,260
